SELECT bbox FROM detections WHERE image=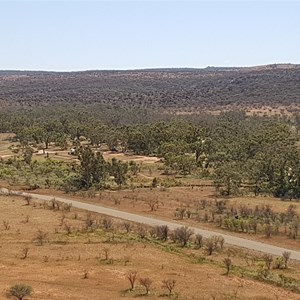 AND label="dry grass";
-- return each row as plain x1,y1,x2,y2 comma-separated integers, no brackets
1,195,300,300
